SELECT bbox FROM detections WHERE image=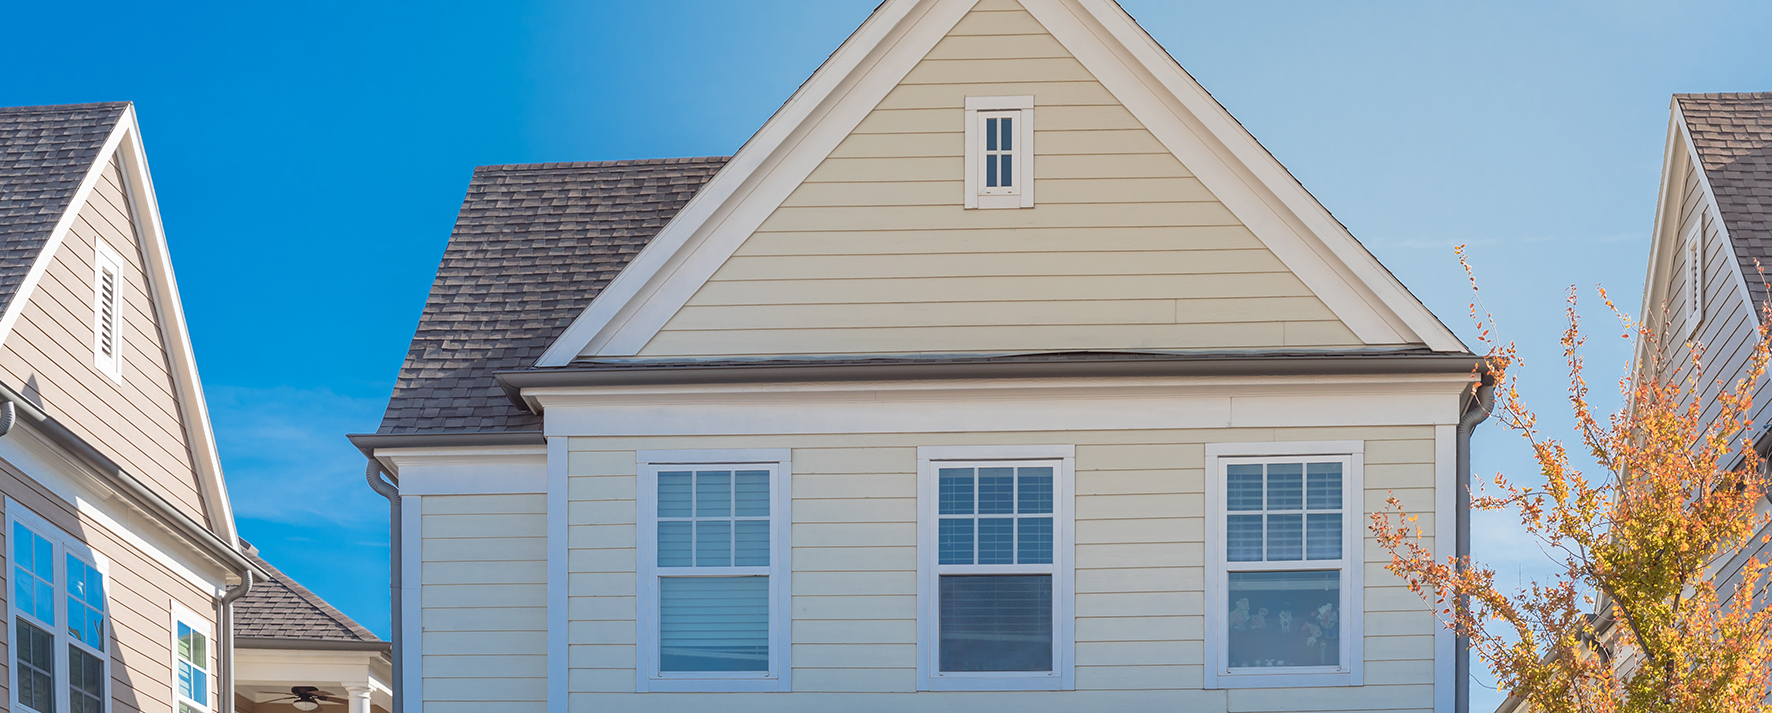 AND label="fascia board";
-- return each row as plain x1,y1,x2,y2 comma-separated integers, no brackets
112,106,242,547
1632,102,1690,388
1036,0,1465,353
536,0,961,363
